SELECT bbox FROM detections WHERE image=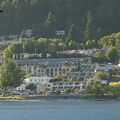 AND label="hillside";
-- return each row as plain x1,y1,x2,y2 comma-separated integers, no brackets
0,0,120,42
